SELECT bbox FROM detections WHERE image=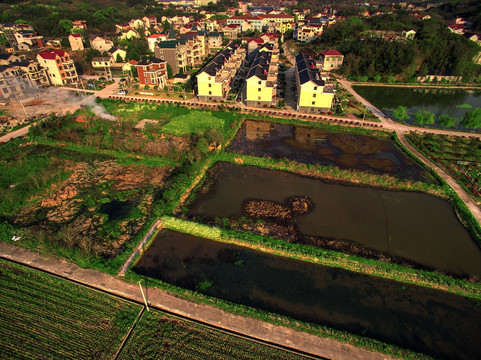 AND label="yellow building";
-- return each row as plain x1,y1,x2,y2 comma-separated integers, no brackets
295,53,334,113
245,43,279,107
197,42,246,102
